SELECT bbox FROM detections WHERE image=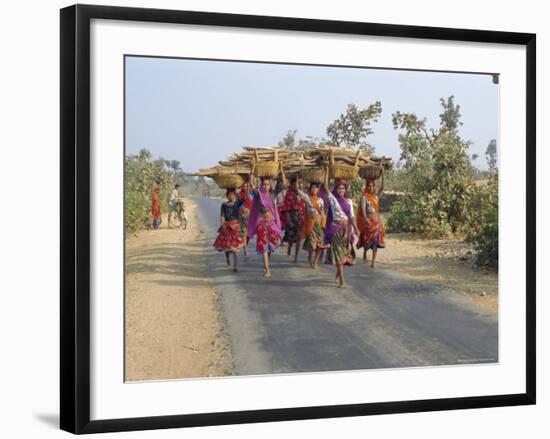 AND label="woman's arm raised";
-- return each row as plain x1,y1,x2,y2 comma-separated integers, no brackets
280,162,288,189
248,161,257,191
